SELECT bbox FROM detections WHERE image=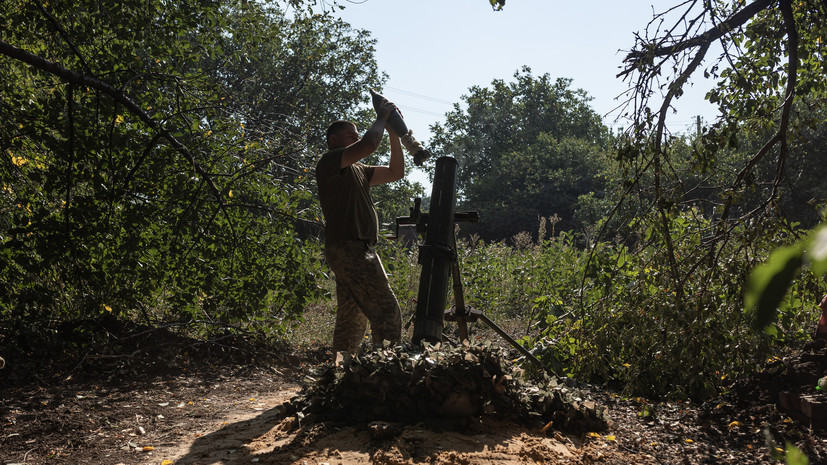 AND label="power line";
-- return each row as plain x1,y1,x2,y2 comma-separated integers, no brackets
385,86,455,105
396,104,446,118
